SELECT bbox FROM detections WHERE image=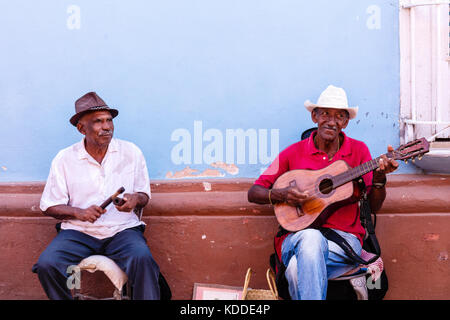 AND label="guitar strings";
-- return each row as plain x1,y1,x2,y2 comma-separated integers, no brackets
278,142,424,201
280,157,383,200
